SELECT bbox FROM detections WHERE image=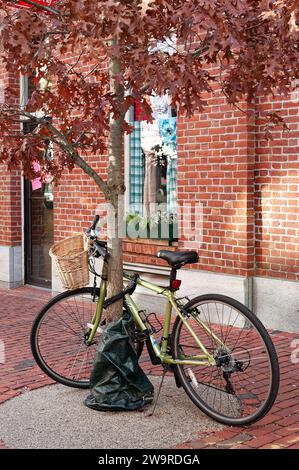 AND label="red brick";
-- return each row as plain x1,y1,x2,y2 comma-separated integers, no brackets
274,426,299,438
264,435,299,449
247,433,281,448
217,432,253,447
257,414,283,426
